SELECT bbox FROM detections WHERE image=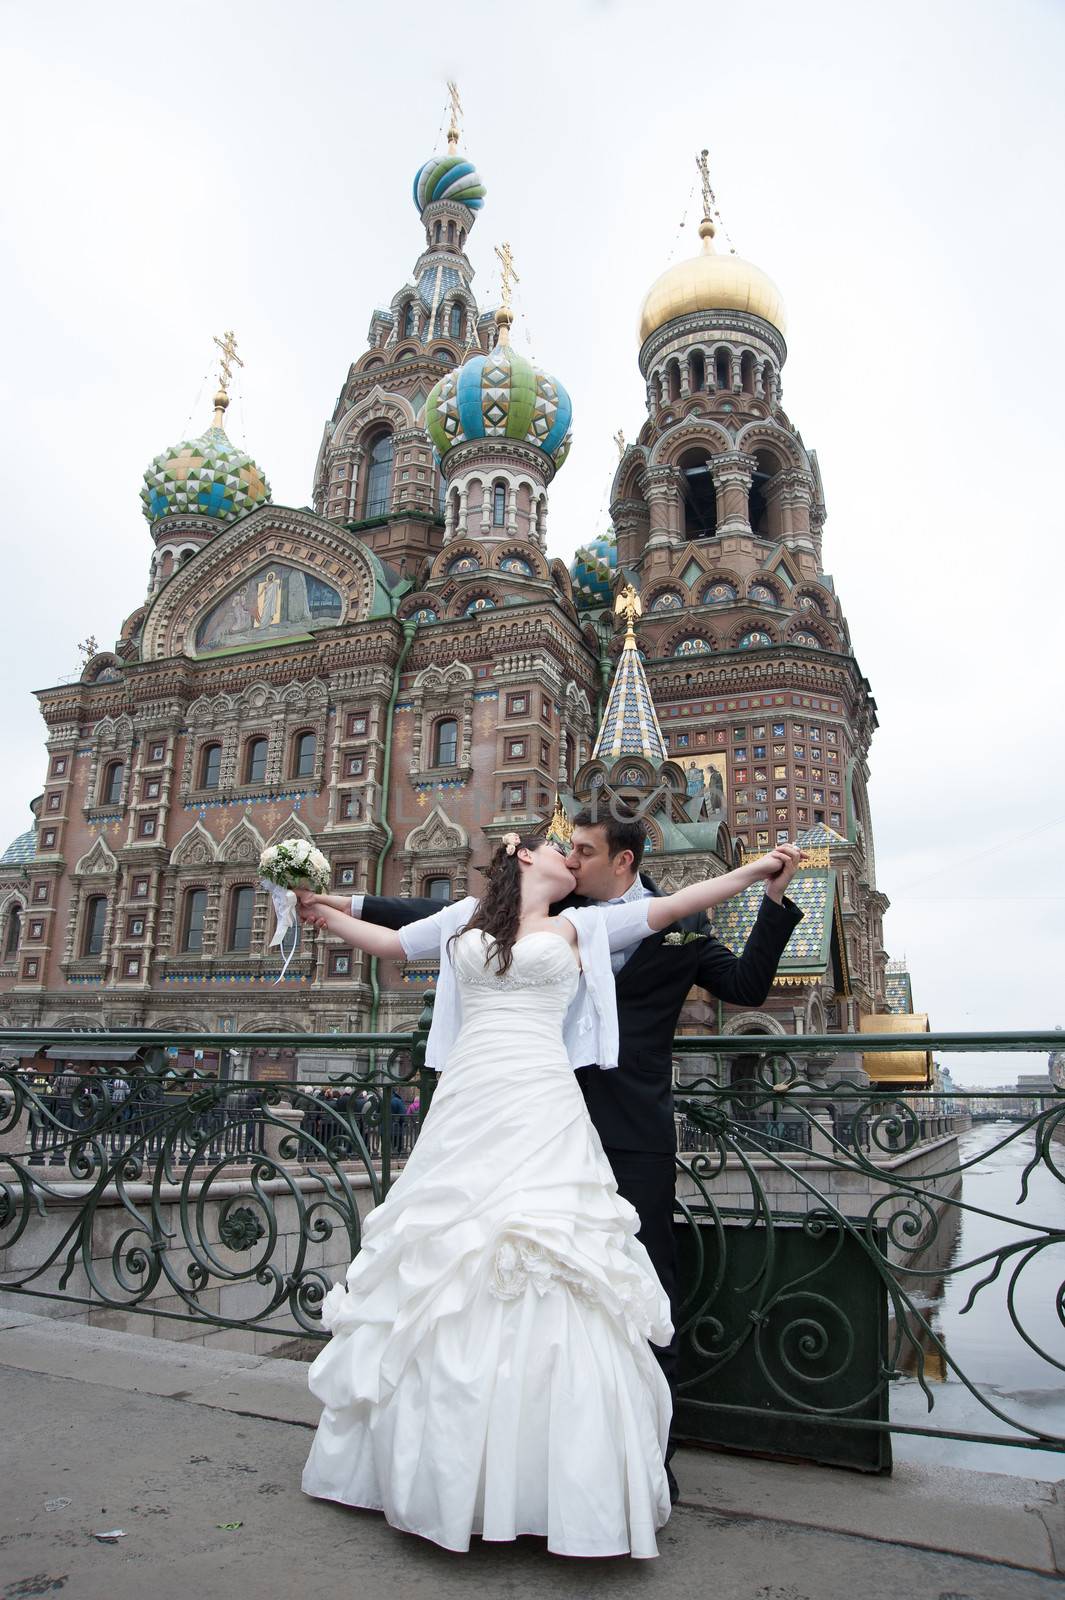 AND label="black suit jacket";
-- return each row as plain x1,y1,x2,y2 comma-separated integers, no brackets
359,876,803,1154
